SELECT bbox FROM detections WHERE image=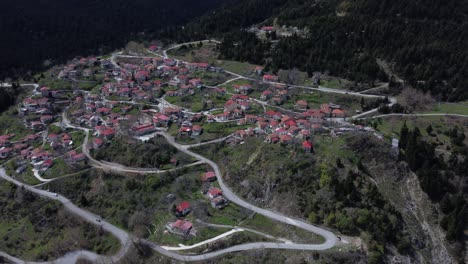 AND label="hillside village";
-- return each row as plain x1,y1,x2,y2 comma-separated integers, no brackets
0,42,386,243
